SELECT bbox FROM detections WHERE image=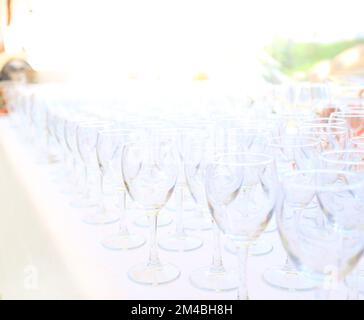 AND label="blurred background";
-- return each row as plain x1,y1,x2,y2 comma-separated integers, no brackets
1,0,364,79
0,0,363,99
